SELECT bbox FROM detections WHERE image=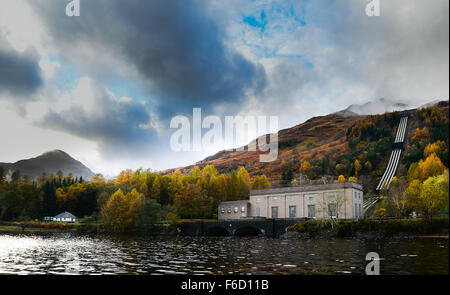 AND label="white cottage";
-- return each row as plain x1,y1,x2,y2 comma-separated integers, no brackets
53,211,78,223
